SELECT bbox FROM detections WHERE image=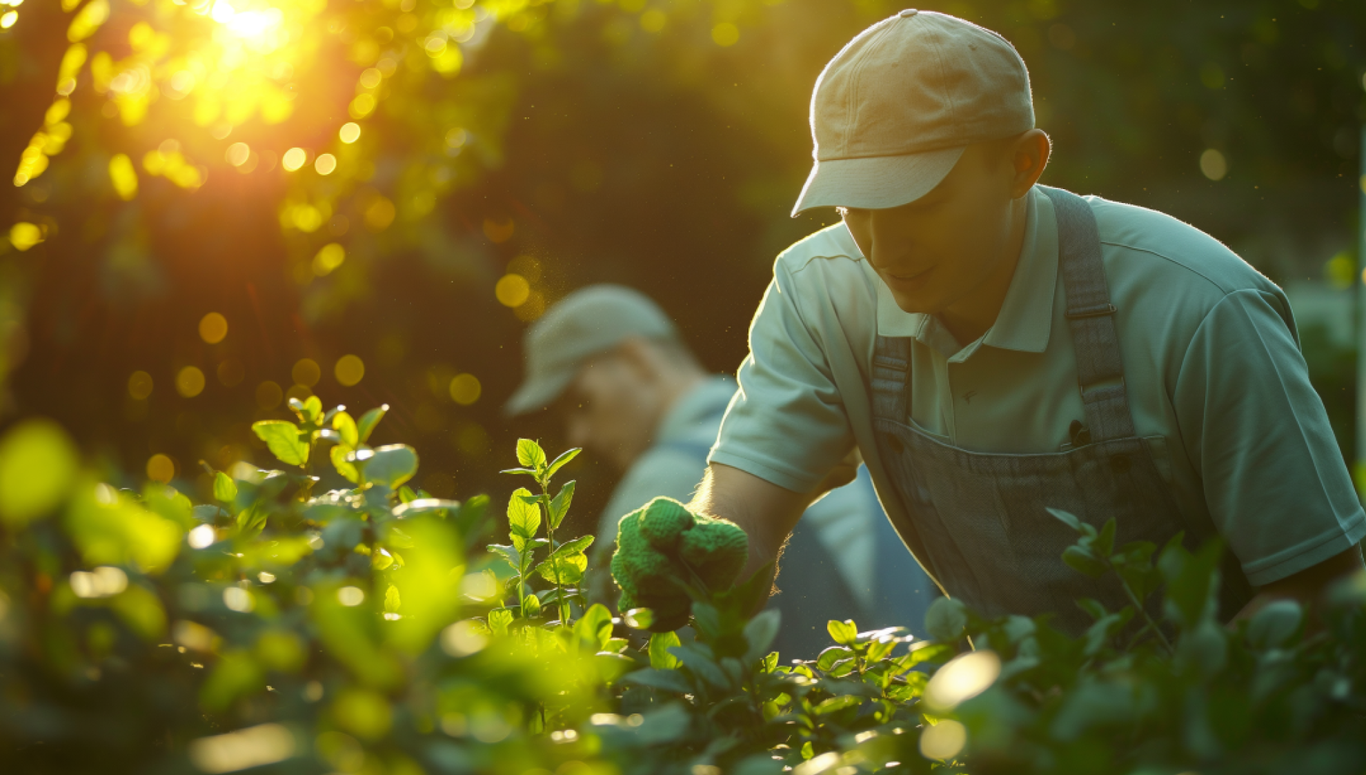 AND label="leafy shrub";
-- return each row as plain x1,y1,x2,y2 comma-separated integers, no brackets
0,398,1363,774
